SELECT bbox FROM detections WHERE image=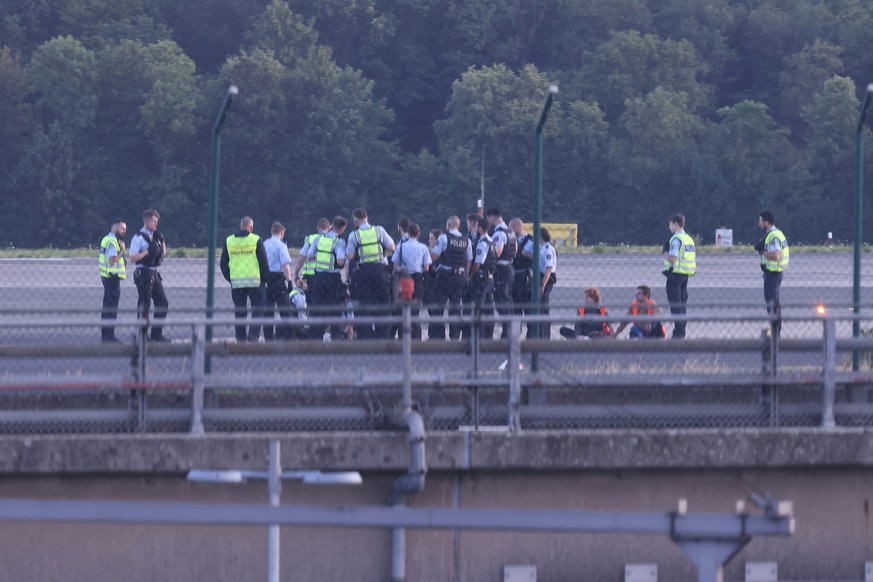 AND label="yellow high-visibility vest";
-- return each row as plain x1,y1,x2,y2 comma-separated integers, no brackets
99,234,126,279
226,233,261,288
356,227,383,263
663,232,696,275
315,235,340,271
301,233,318,276
762,229,789,272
